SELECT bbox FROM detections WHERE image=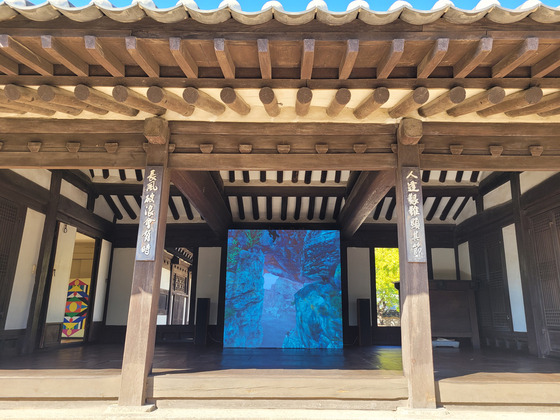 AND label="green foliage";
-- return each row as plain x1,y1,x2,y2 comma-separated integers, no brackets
374,248,400,324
